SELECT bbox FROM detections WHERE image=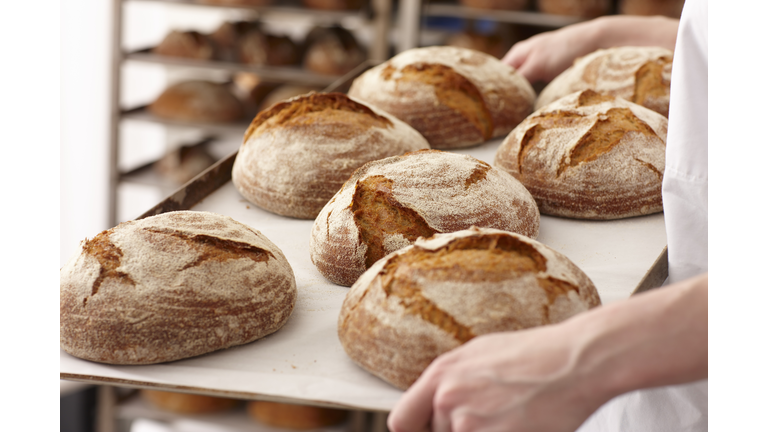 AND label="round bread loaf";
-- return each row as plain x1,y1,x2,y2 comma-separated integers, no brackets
149,80,244,123
618,0,685,18
239,29,300,66
494,89,667,220
310,149,540,287
347,46,535,149
257,84,323,112
152,30,215,60
445,30,508,59
536,46,674,117
338,226,601,390
302,26,366,76
60,211,297,365
209,21,260,62
141,390,240,414
536,0,609,17
232,92,430,219
247,401,348,429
